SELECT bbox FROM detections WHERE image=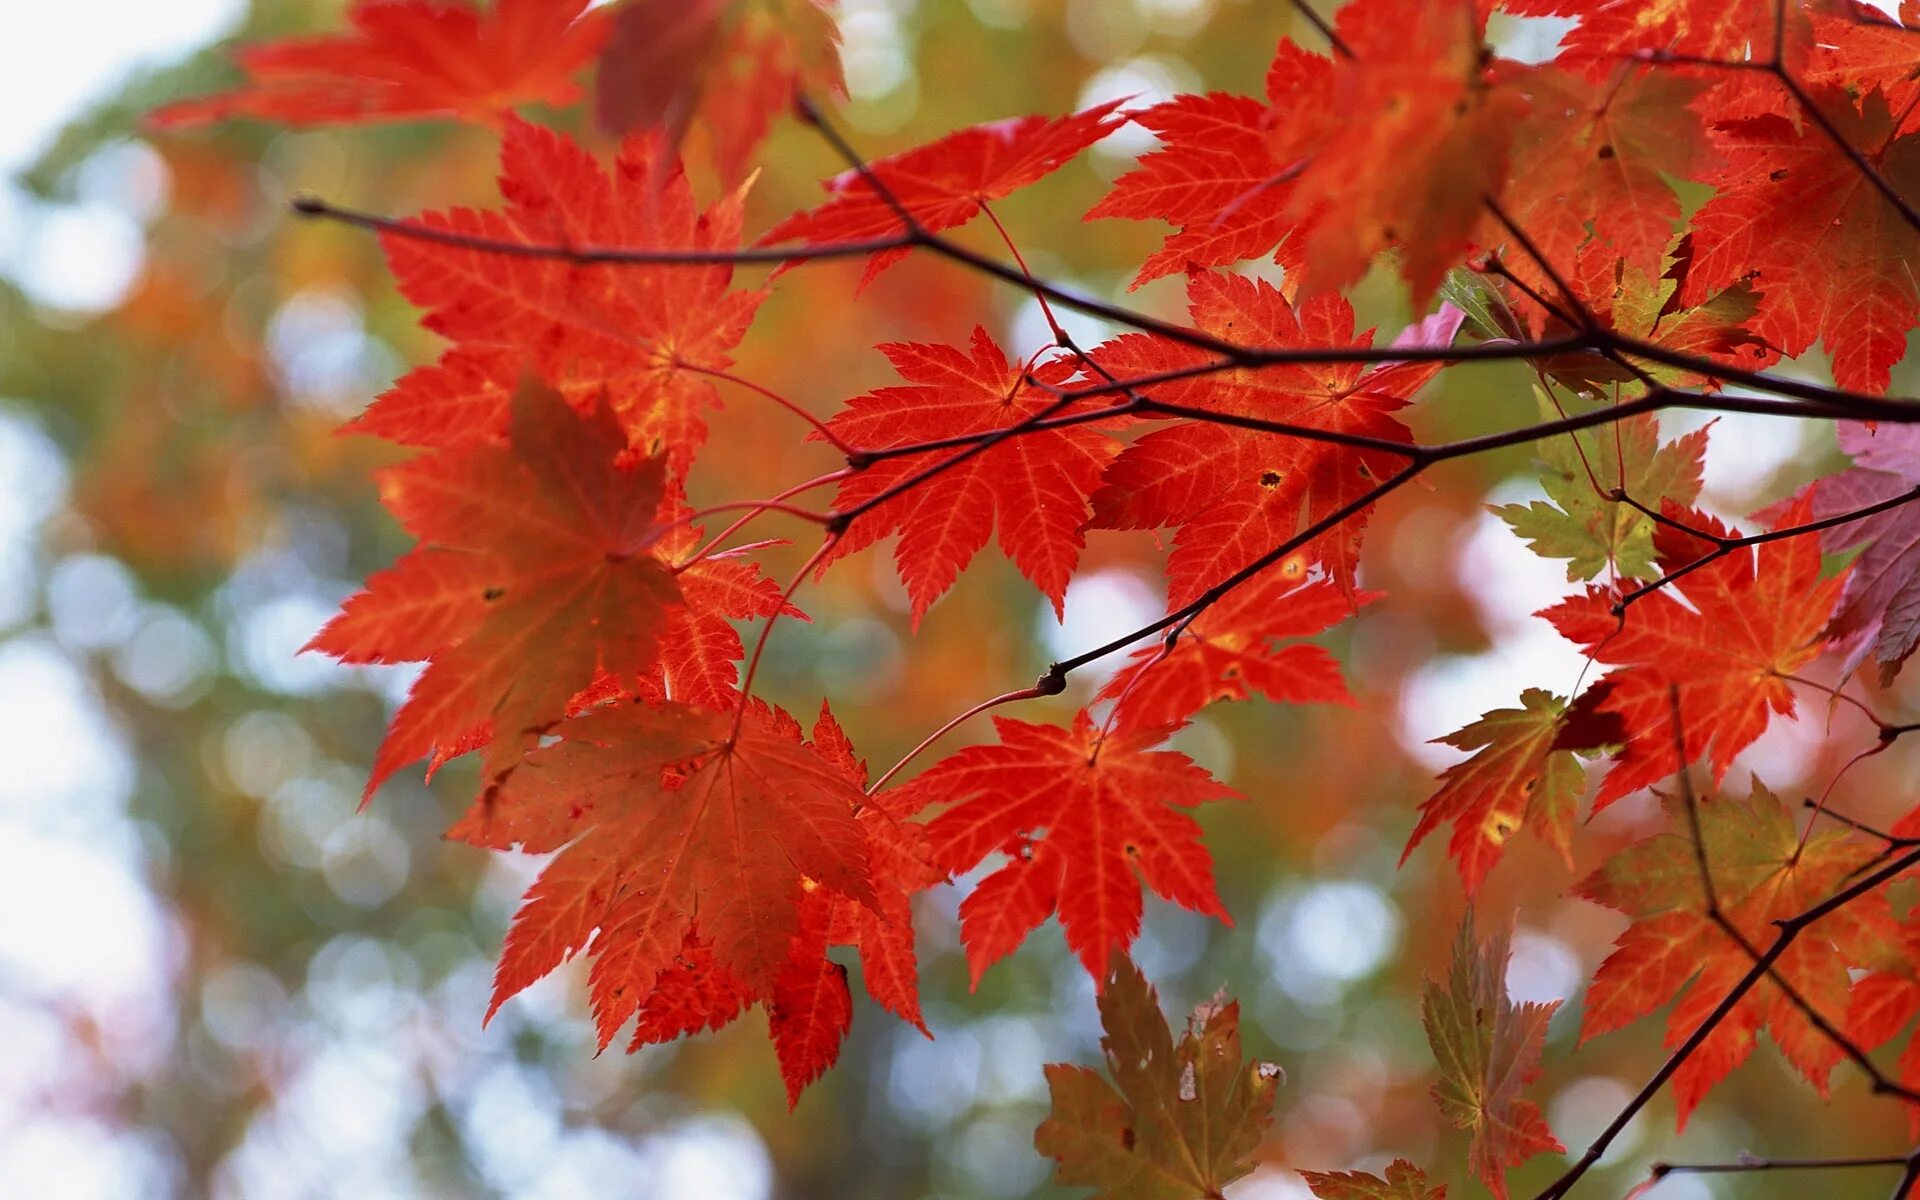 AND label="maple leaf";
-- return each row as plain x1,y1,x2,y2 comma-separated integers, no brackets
1085,43,1333,289
311,382,683,799
1404,690,1586,896
1034,956,1280,1200
1504,0,1773,64
452,698,880,1043
1577,778,1899,1127
1095,575,1374,733
649,520,804,711
1812,421,1920,680
150,0,610,129
1087,272,1438,603
1805,2,1920,120
1843,919,1920,1131
1423,913,1563,1200
806,704,939,1033
368,118,765,476
759,100,1126,286
819,328,1126,623
594,0,843,181
575,705,929,1101
1681,87,1920,394
1093,0,1519,301
1545,497,1844,810
1494,400,1710,582
1490,67,1716,294
915,711,1240,985
1278,0,1524,301
1300,1161,1446,1200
